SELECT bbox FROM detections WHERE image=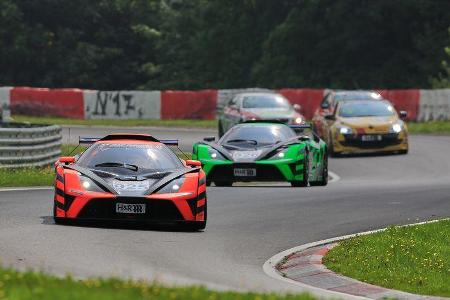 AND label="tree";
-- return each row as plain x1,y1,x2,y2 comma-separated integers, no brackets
252,0,450,89
0,0,162,89
431,28,450,88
